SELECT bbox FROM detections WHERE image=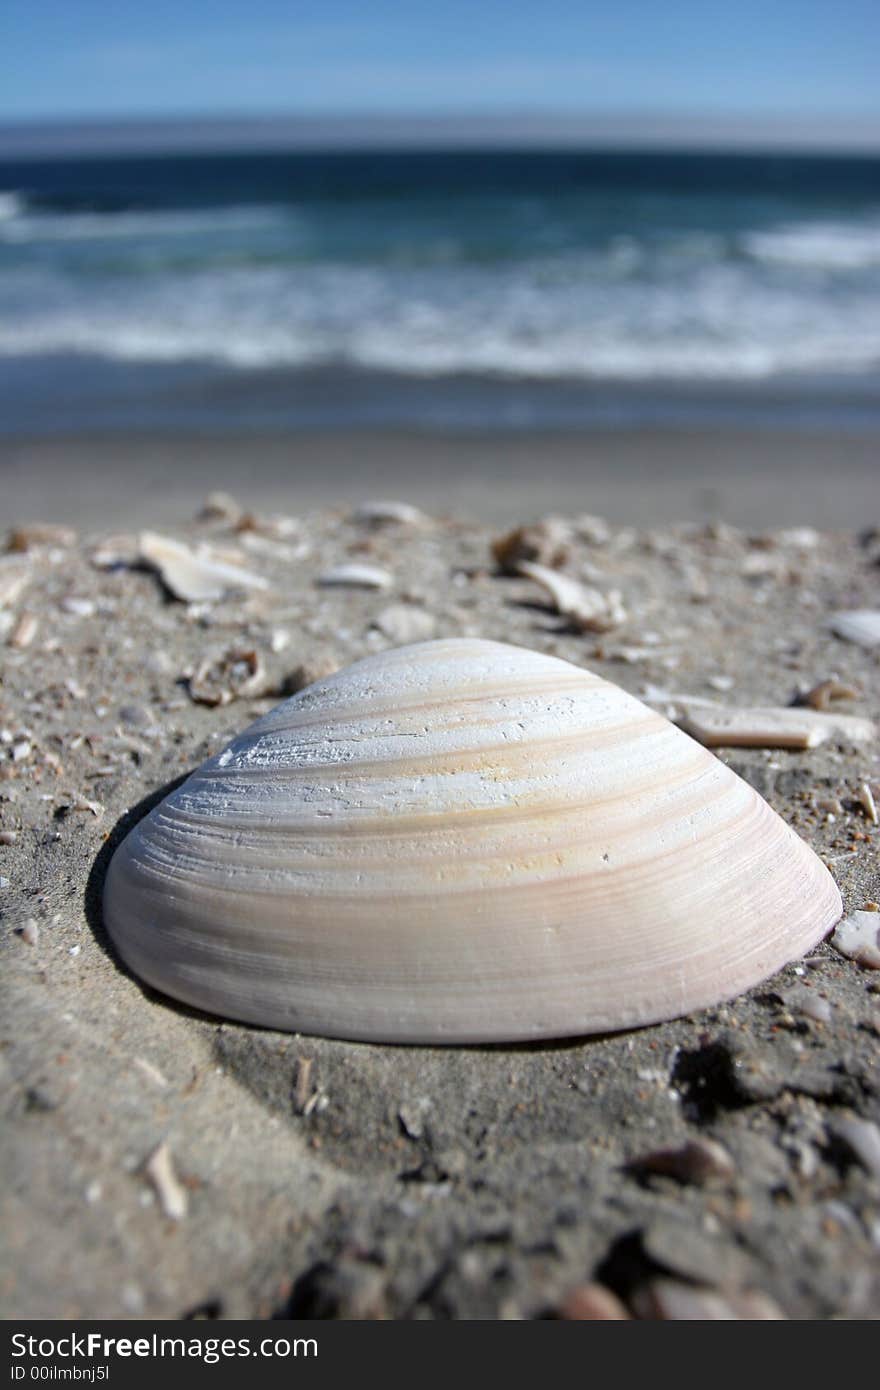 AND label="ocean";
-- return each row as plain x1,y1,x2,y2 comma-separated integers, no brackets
1,147,879,434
